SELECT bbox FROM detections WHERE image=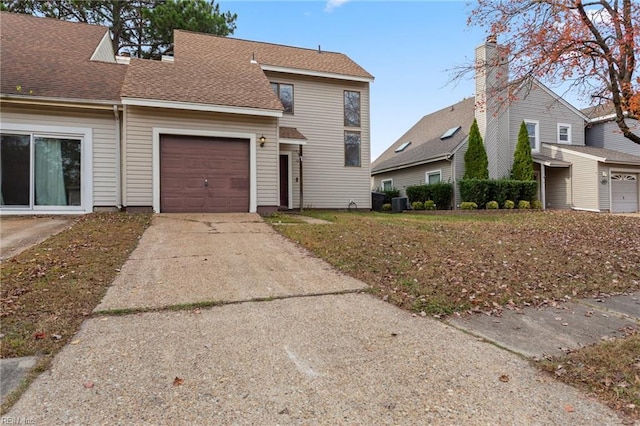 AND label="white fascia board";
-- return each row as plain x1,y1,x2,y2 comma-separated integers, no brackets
1,95,119,109
260,64,374,83
371,155,452,175
121,98,283,117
